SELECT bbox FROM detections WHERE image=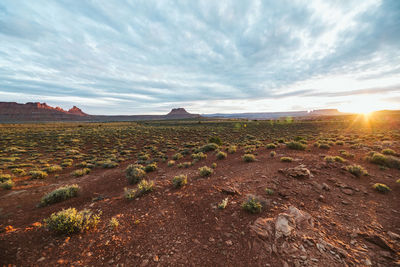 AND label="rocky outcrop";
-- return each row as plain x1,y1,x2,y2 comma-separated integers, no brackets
279,165,313,179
